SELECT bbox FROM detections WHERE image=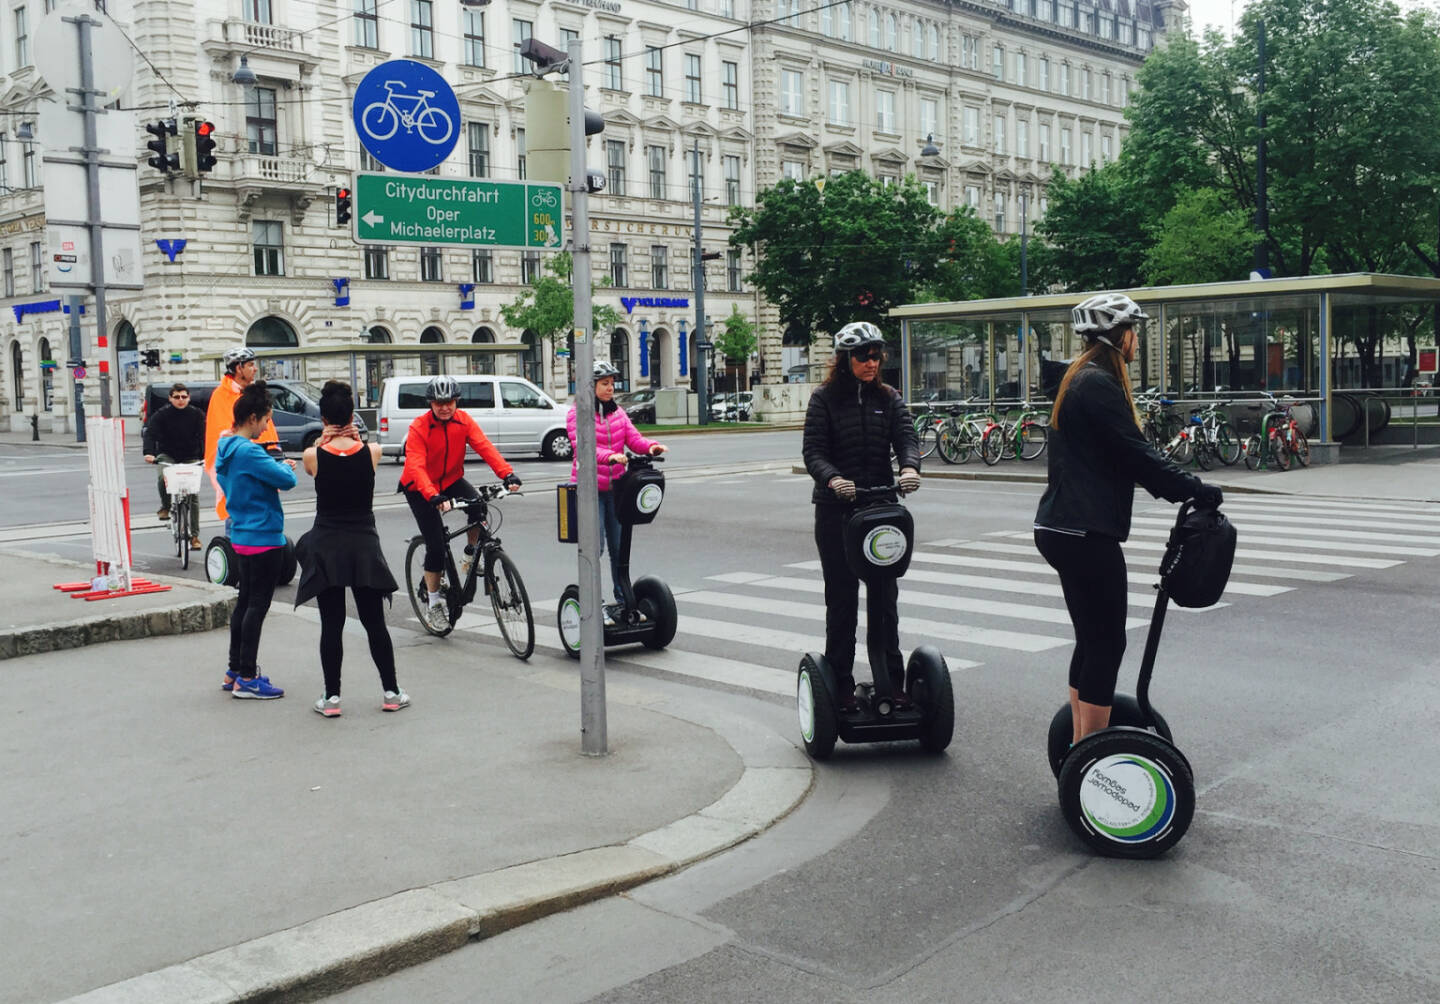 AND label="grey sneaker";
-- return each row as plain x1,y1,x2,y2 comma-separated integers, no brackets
425,602,450,632
382,690,411,712
313,695,341,718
